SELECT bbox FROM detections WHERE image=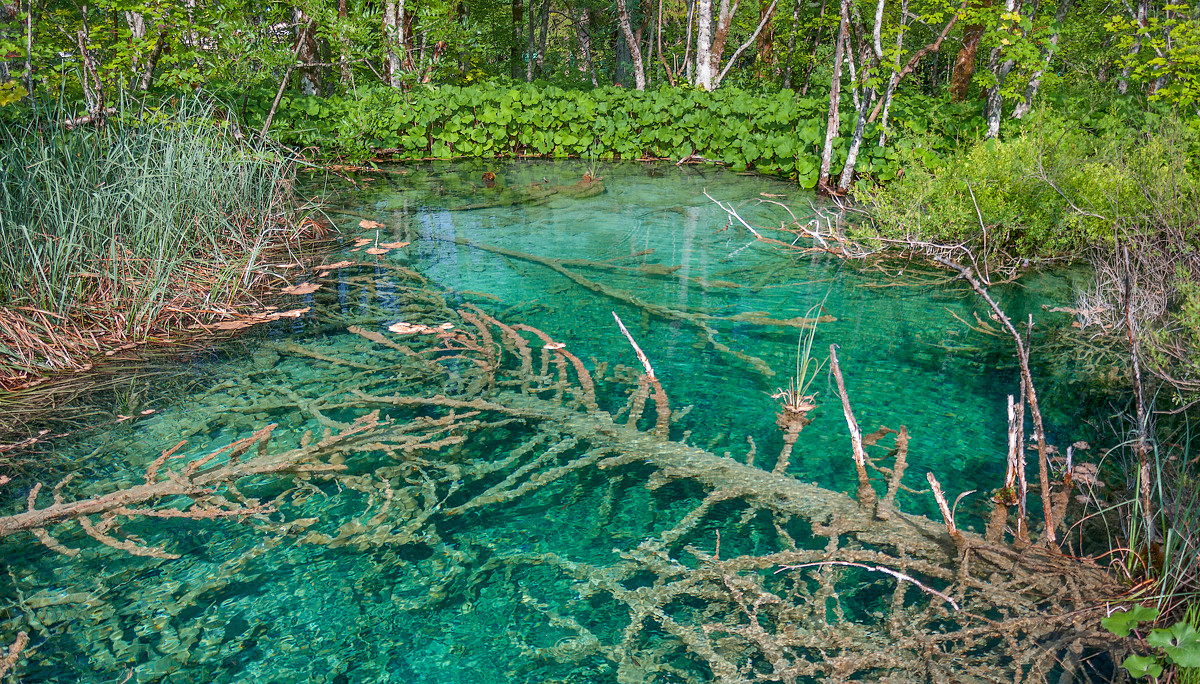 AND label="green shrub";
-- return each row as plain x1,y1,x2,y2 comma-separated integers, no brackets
864,109,1200,258
245,81,924,189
